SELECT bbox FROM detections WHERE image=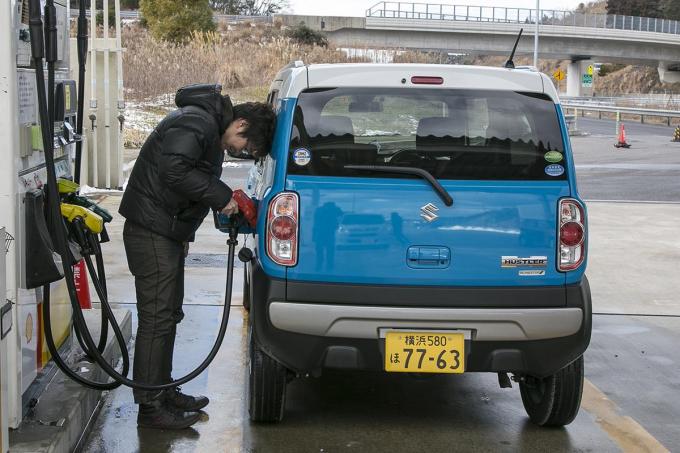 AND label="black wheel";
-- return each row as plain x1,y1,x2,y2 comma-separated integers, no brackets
248,325,287,422
243,266,251,312
519,355,584,427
